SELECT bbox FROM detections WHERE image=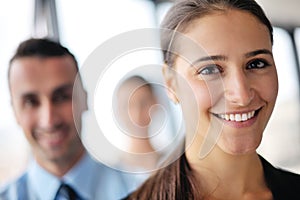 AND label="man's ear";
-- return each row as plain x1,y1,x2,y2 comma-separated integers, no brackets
162,64,179,104
82,89,88,111
73,78,88,114
10,99,21,125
